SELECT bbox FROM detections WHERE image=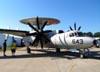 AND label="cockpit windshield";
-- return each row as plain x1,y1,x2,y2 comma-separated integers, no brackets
69,32,84,37
77,32,84,37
